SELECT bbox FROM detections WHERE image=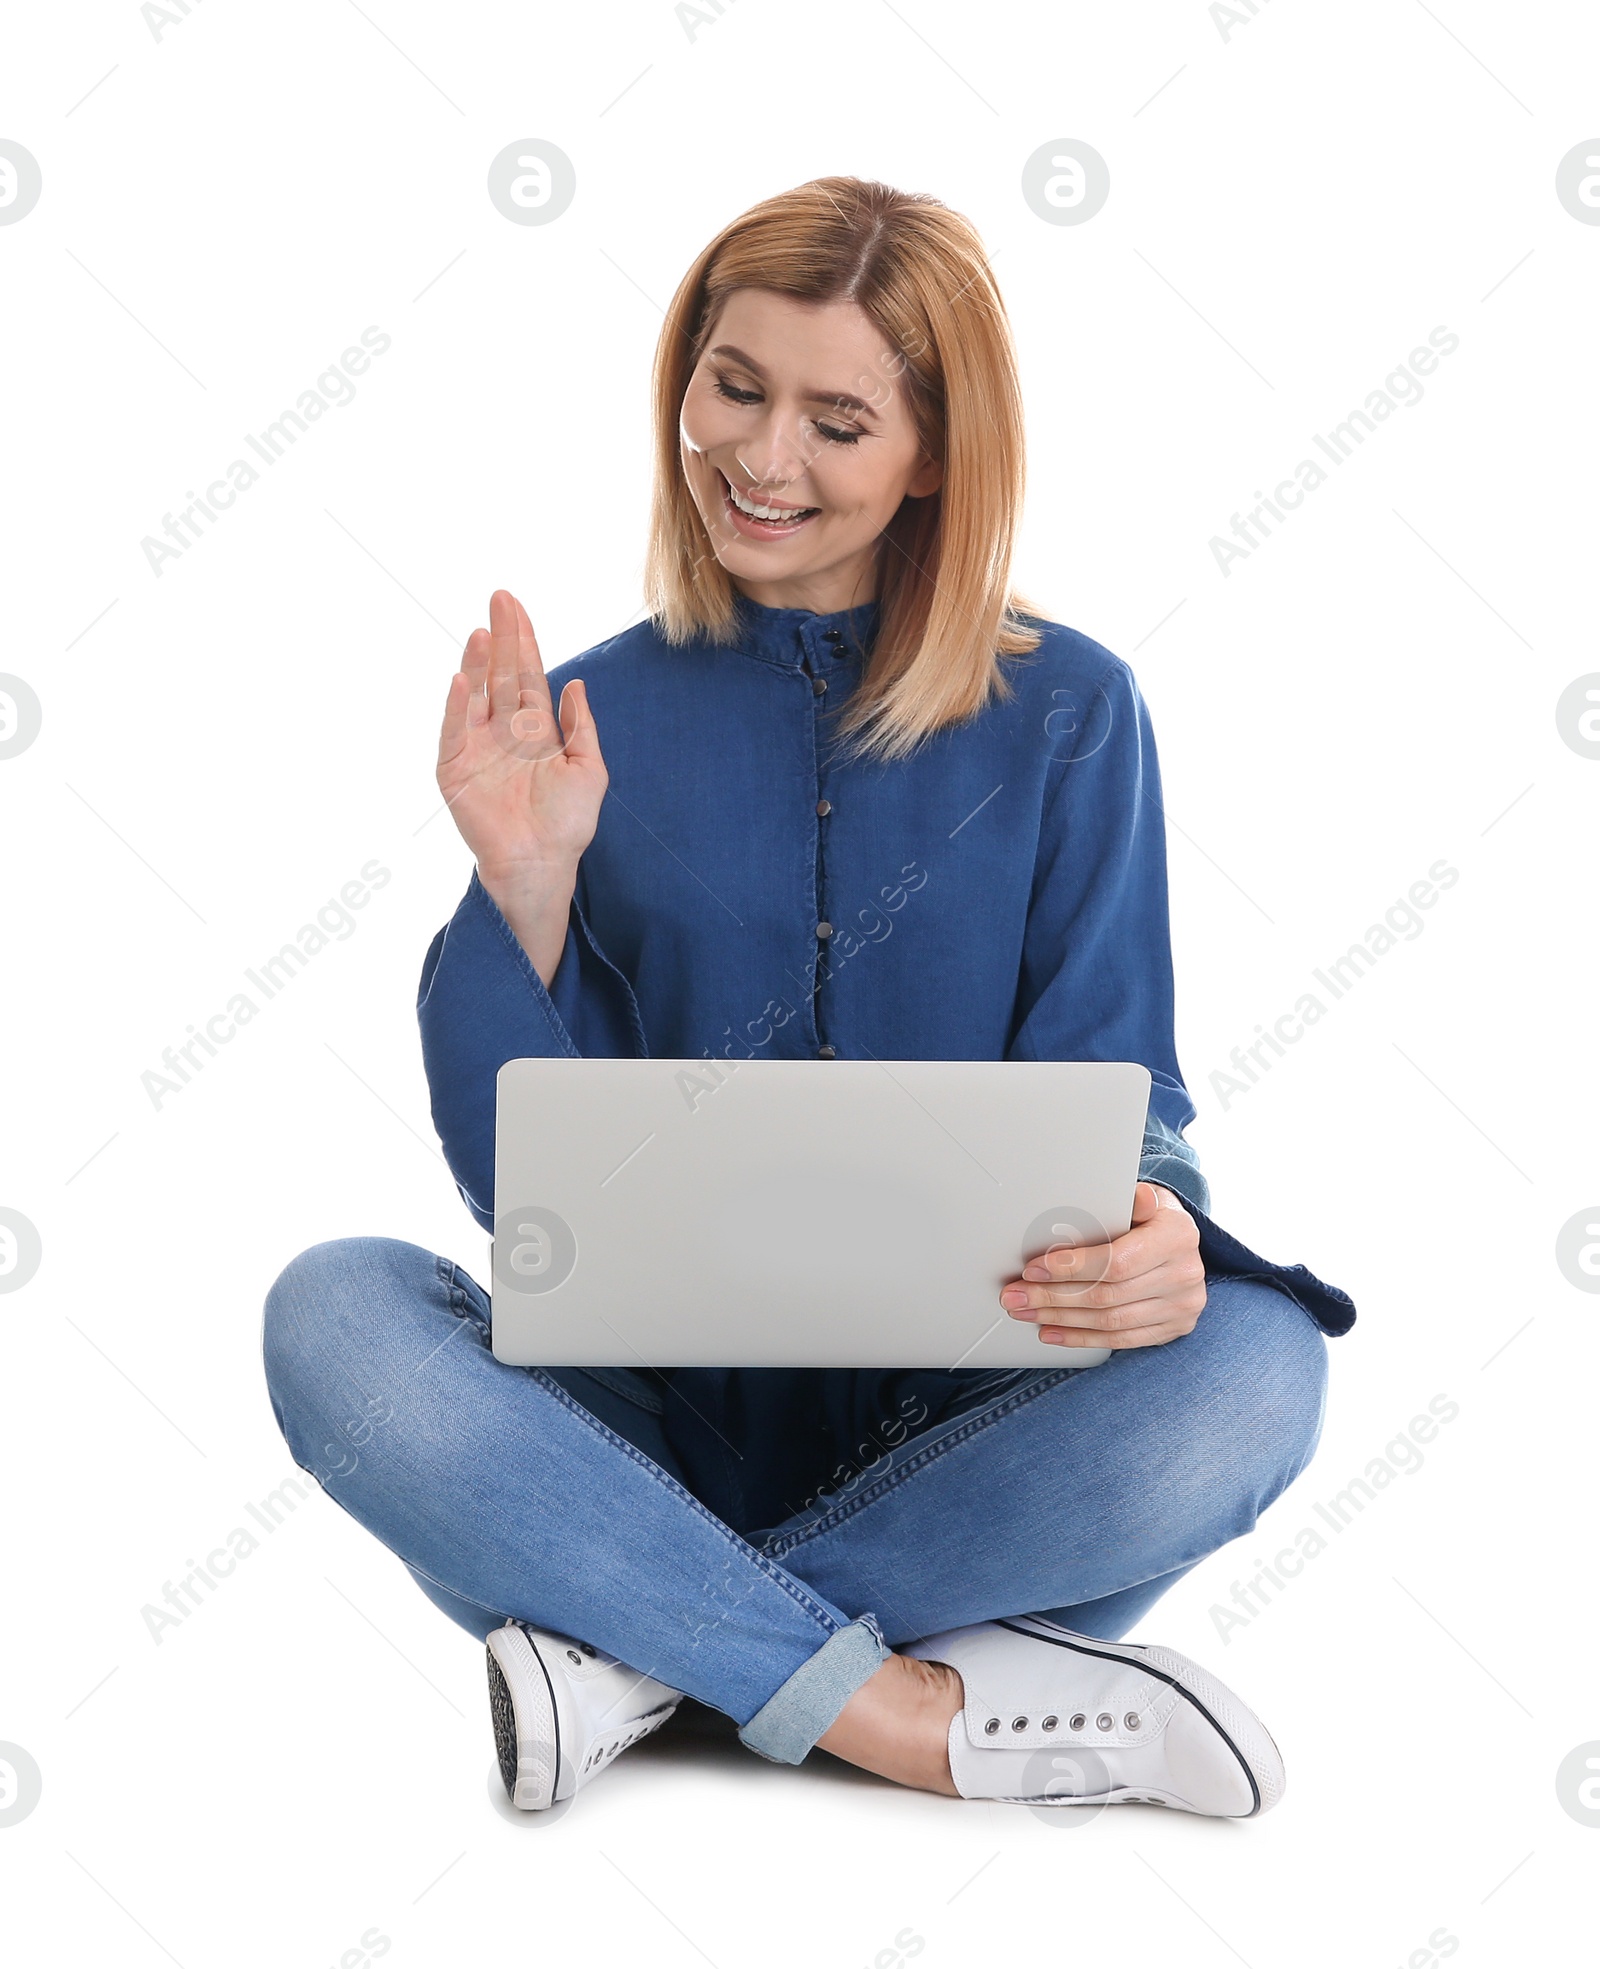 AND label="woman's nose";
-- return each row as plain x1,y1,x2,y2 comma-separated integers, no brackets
735,413,812,490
